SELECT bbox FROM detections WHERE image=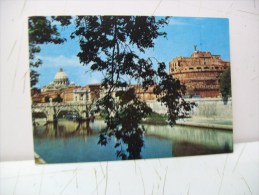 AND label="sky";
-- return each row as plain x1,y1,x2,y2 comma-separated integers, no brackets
34,16,230,88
